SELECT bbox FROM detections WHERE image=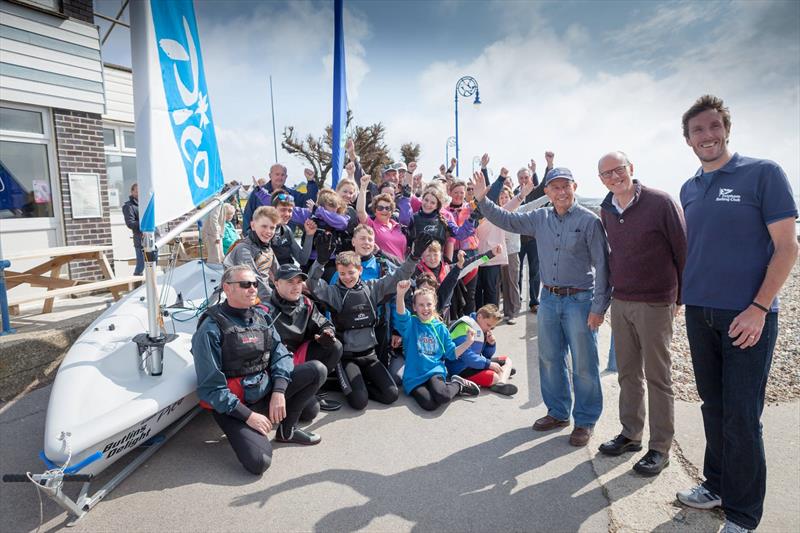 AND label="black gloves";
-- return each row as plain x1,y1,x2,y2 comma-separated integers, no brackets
314,231,335,265
401,184,412,198
316,328,337,347
410,233,435,261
